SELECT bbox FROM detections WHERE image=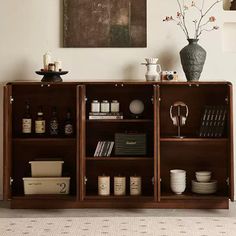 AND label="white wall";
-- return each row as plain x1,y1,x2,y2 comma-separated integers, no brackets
0,0,236,199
